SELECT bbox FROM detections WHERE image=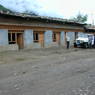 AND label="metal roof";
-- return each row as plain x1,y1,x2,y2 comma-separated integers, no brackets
0,12,85,26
